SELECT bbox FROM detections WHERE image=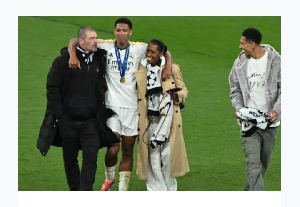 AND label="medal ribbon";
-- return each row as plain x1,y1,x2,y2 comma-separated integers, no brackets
114,41,130,78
